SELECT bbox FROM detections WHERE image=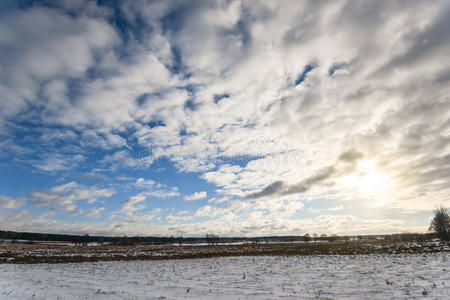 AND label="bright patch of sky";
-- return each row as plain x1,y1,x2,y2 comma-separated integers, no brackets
1,0,449,236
